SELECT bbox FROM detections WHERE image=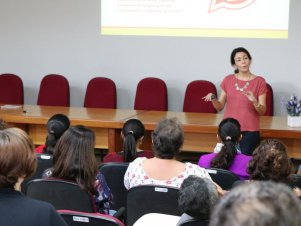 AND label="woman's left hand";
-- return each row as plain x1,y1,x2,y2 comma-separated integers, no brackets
243,91,256,102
